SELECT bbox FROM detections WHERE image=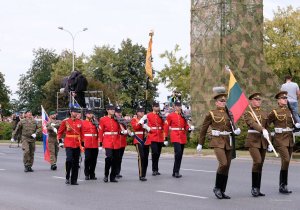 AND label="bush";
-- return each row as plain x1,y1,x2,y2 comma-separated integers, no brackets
0,122,13,140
